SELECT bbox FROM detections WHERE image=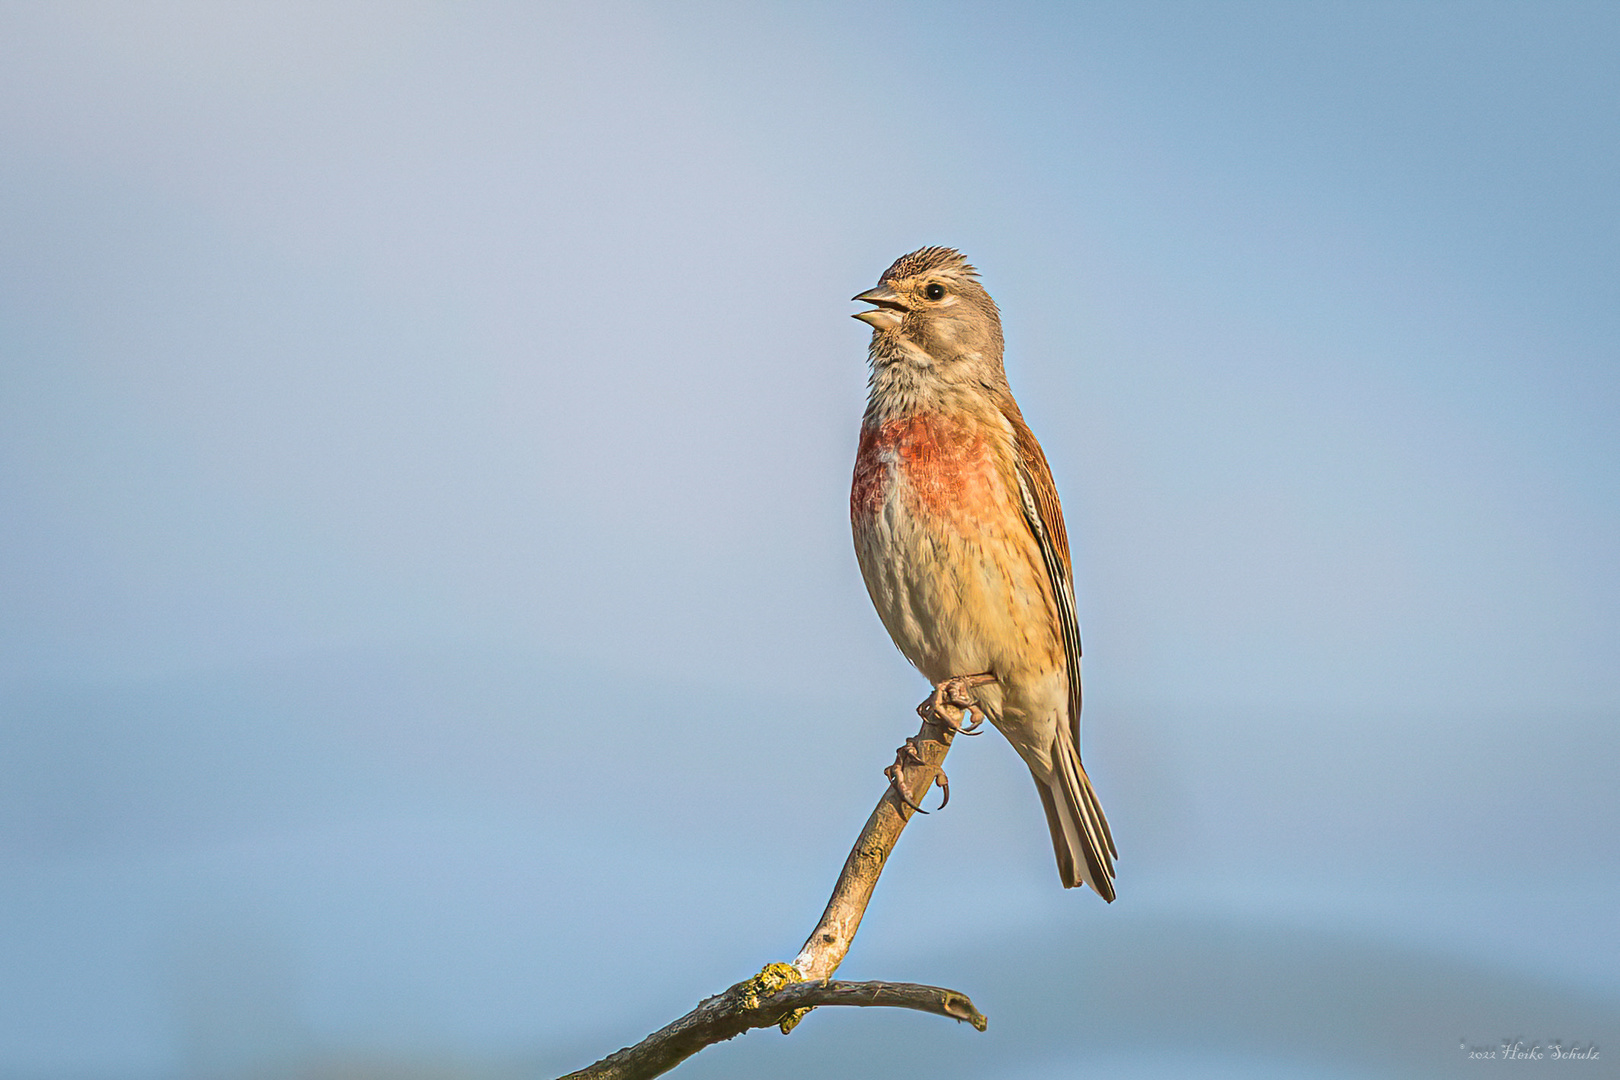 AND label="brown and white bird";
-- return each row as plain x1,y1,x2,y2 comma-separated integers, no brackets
850,246,1117,900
